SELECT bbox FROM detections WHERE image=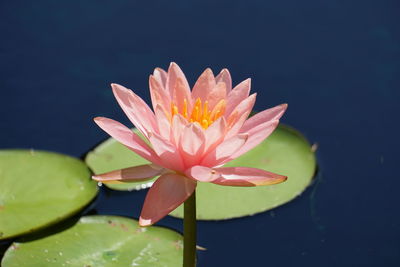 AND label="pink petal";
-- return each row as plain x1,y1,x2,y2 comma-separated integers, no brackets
211,167,287,186
153,67,168,87
112,83,157,139
94,117,161,165
92,164,164,184
240,104,288,133
171,114,189,146
139,173,196,226
207,82,227,110
166,62,190,100
149,75,171,114
154,105,171,140
225,78,251,117
185,165,220,182
179,122,205,167
148,131,185,172
225,93,257,138
191,68,216,102
204,117,226,153
216,68,232,93
172,77,193,112
201,134,248,166
229,120,279,161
